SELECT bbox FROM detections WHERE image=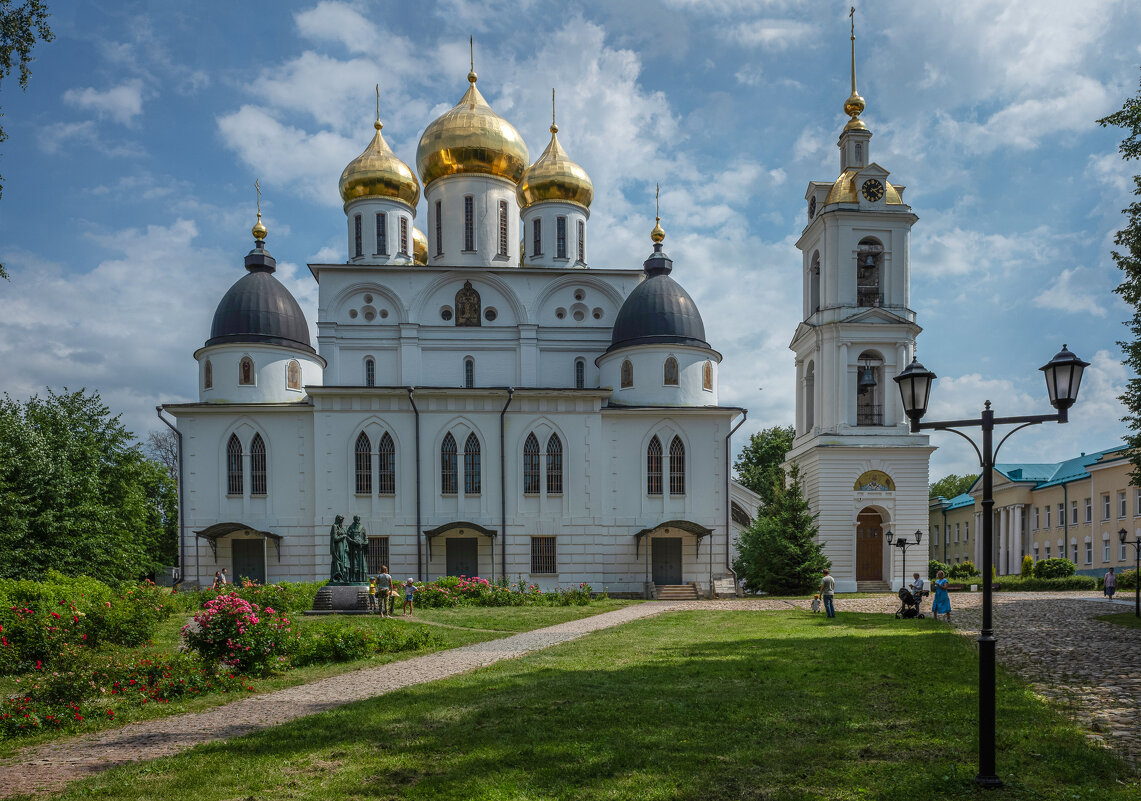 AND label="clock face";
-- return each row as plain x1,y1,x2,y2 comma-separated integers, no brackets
861,178,885,202
808,196,817,220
